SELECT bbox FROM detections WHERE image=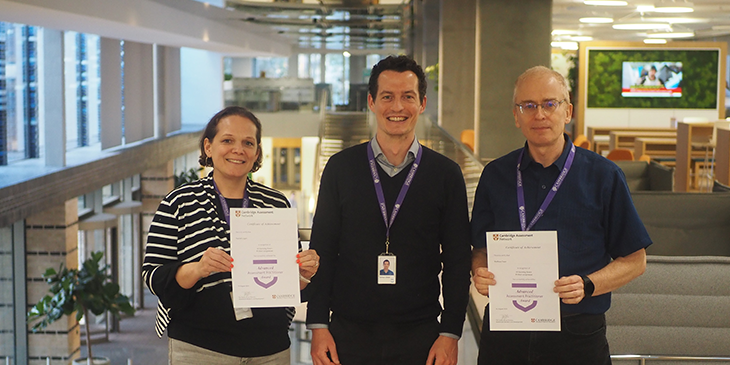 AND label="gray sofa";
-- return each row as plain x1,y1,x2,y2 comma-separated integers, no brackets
615,160,674,192
631,192,730,256
606,191,730,363
607,255,730,364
